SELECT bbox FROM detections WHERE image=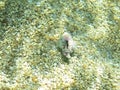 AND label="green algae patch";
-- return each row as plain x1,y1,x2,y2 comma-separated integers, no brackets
0,1,5,10
0,0,120,90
